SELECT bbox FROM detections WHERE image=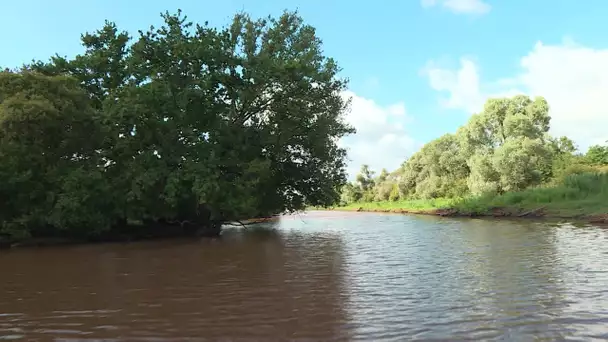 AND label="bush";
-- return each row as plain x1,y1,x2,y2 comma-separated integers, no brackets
389,184,400,202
